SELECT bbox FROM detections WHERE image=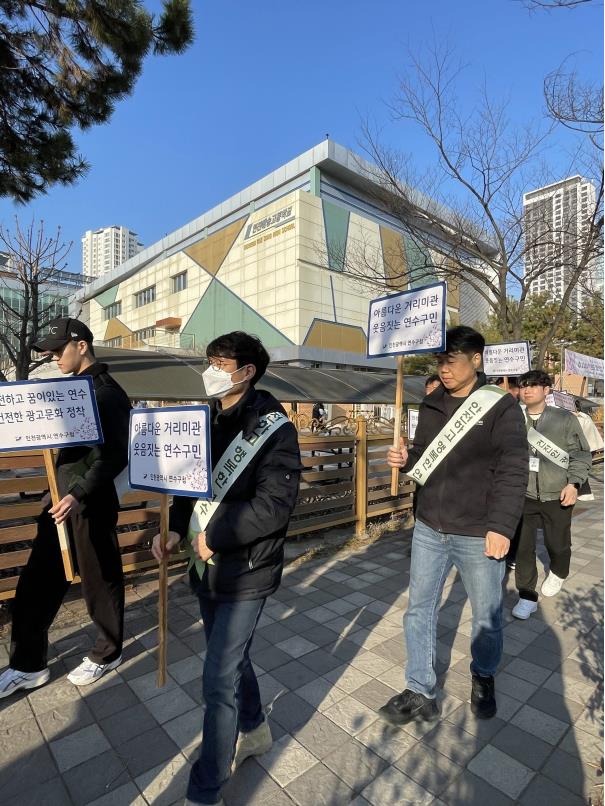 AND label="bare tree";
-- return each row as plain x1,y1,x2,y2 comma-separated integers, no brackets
543,60,603,149
332,43,603,366
520,0,598,10
0,220,73,381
